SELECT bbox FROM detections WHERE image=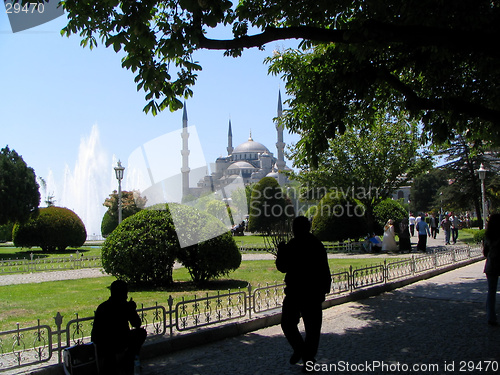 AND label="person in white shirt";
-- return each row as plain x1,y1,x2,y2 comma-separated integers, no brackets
409,214,416,237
